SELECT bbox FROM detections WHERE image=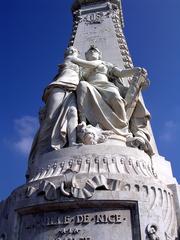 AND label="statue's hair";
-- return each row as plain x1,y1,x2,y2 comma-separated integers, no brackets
64,46,79,57
85,45,102,60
